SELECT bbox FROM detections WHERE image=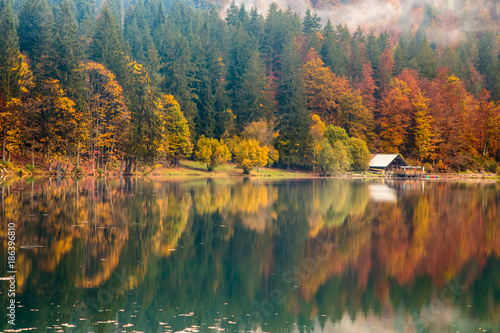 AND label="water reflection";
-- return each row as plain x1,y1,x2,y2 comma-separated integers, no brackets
0,178,499,332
